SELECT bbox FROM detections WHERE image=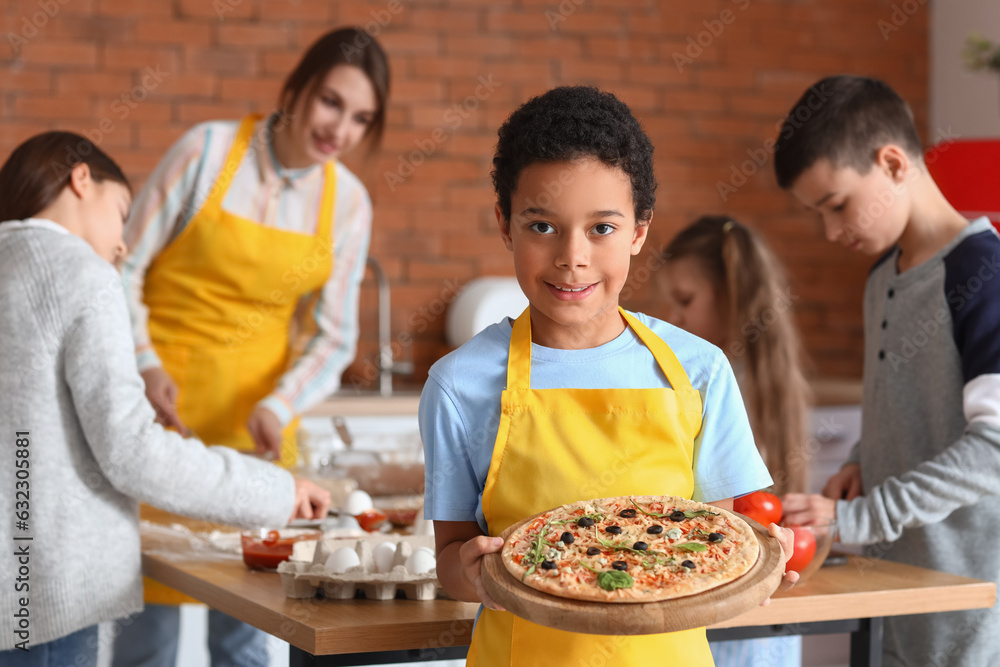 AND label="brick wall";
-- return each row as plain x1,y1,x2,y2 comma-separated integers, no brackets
0,0,929,389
